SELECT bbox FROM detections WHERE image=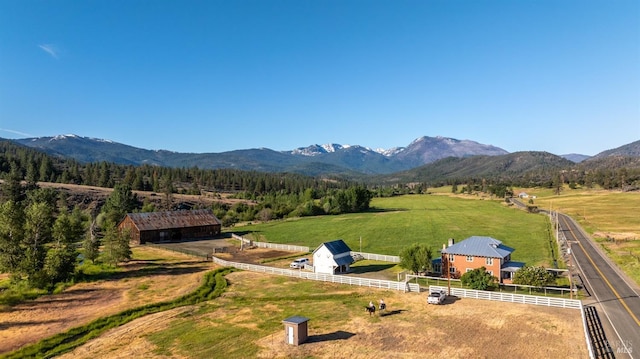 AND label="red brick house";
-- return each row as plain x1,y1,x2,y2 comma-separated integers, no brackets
118,209,222,244
434,236,524,284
